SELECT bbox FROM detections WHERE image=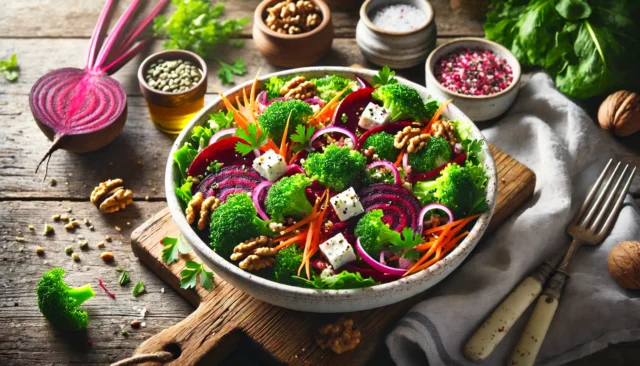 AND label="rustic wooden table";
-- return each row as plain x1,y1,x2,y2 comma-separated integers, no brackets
0,1,638,365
